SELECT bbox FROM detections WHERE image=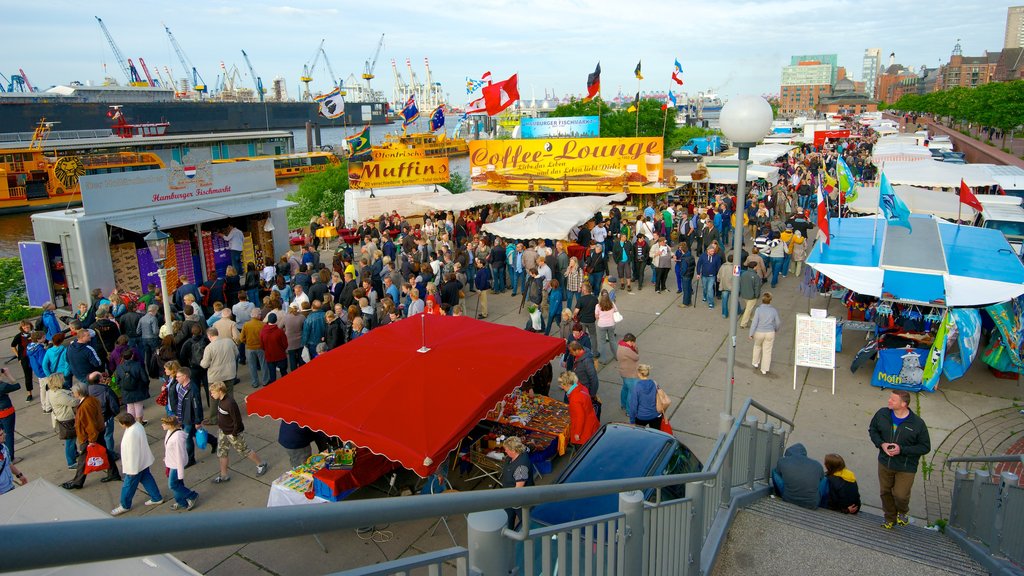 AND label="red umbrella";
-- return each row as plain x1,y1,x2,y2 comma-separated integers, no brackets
247,314,564,477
